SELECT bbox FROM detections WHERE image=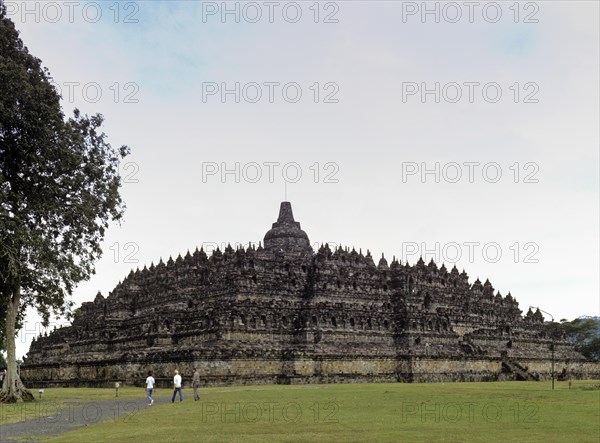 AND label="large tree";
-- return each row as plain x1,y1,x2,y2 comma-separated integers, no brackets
0,4,129,402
